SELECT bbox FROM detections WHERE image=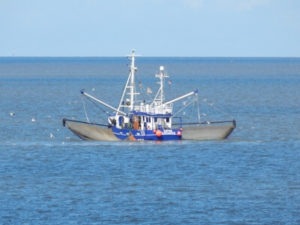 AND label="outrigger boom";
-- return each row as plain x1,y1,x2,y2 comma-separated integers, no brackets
164,90,198,105
80,90,127,116
81,89,197,117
